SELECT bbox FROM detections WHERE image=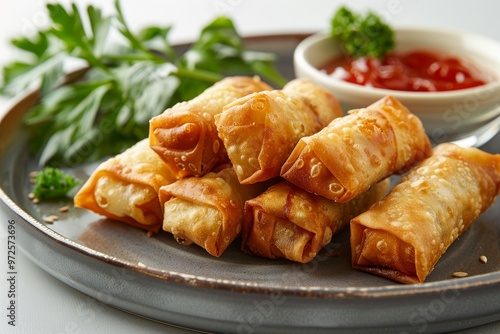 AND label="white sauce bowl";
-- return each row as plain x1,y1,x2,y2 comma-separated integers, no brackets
294,27,500,146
